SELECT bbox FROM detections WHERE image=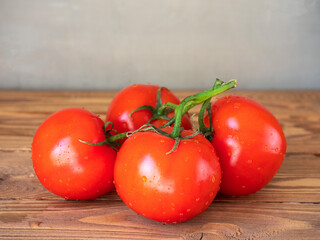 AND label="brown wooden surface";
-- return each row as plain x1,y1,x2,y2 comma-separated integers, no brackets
0,90,319,239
